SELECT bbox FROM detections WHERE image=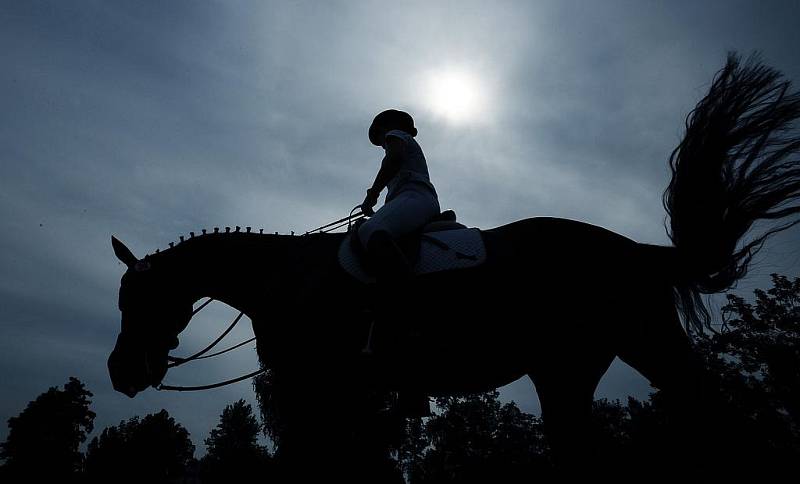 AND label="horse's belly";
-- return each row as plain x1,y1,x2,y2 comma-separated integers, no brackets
379,318,531,395
391,356,528,395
